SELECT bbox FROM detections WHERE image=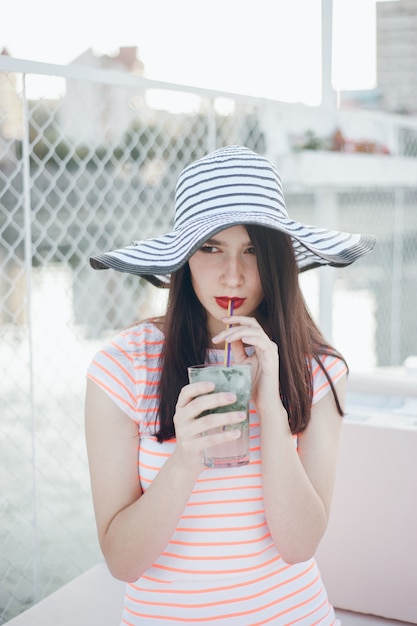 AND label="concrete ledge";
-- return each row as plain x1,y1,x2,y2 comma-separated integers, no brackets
336,610,415,626
5,563,125,626
316,419,417,624
280,152,417,188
